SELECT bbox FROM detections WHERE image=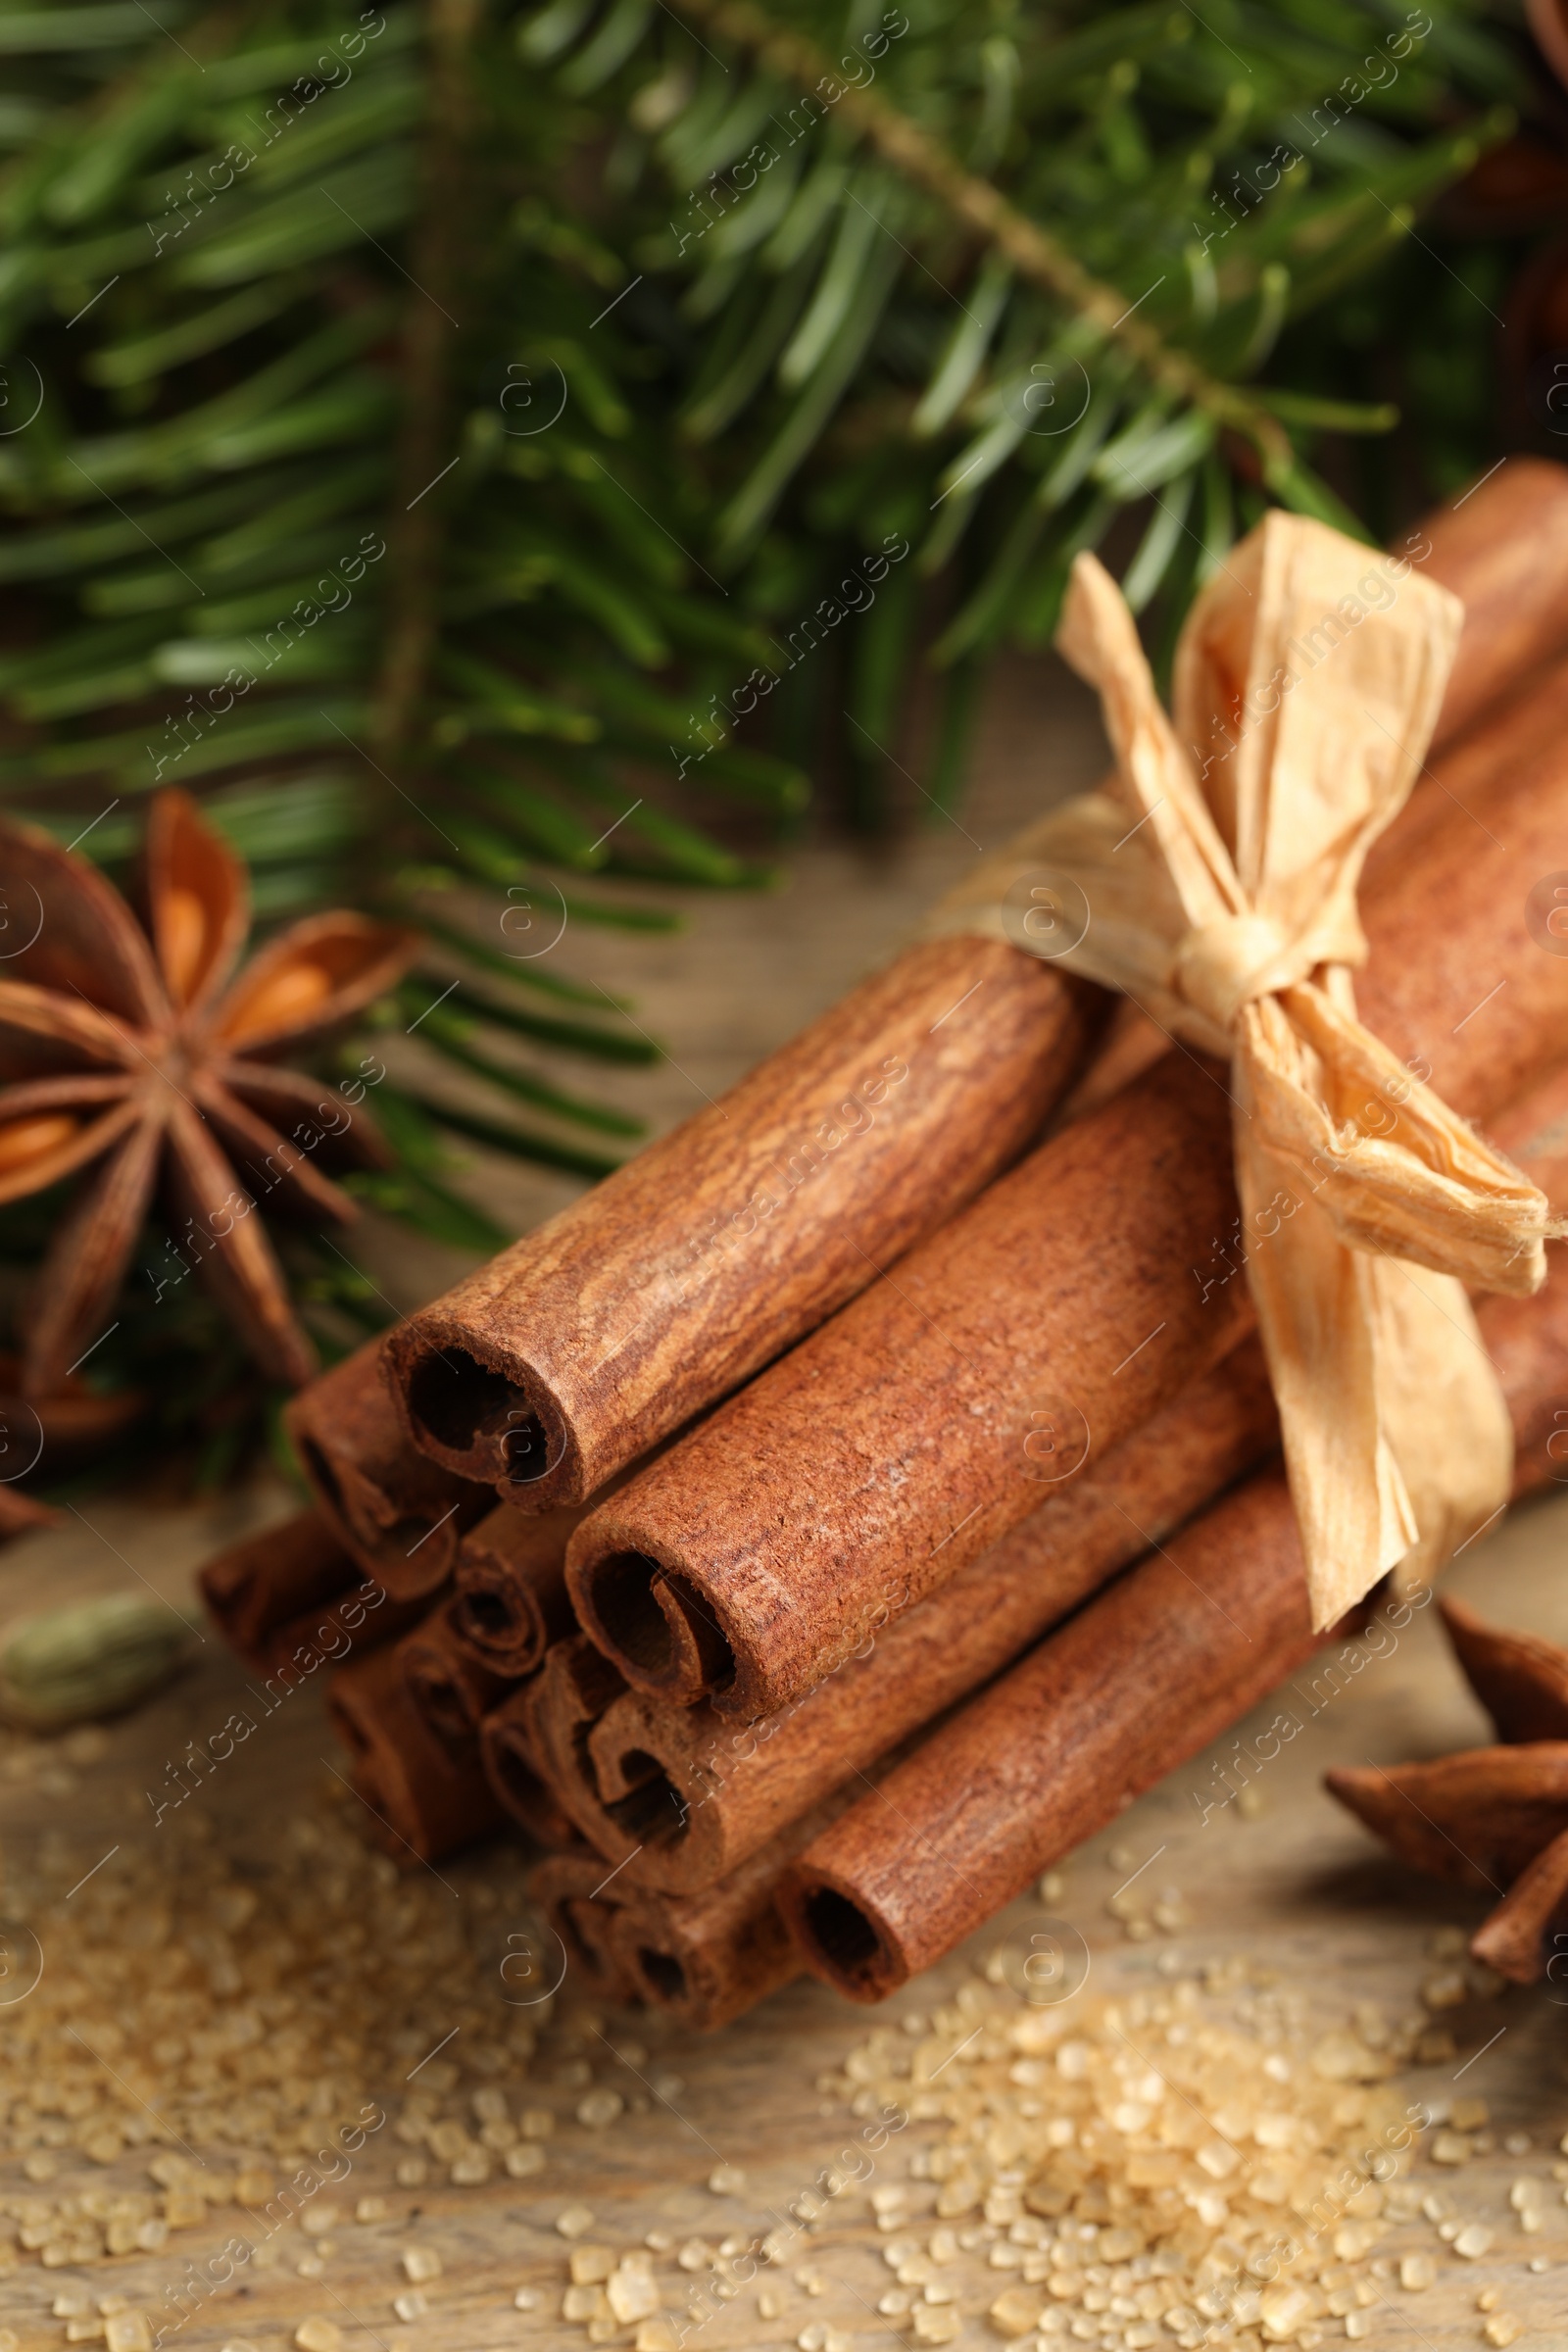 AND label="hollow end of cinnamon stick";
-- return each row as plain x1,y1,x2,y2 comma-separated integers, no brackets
478,1691,592,1853
451,1571,547,1676
779,1867,906,2003
567,1535,739,1705
529,1856,640,2002
392,1332,577,1499
591,1739,699,1854
327,1647,502,1865
199,1509,358,1658
607,1899,800,2032
292,1421,483,1597
283,1342,493,1603
450,1501,580,1677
